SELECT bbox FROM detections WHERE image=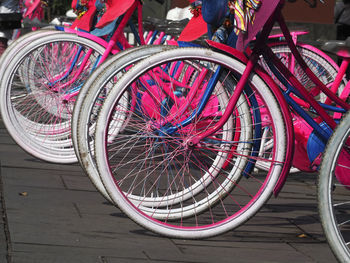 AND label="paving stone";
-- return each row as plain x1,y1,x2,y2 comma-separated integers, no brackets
288,242,337,263
11,251,113,263
0,216,8,262
170,243,310,263
12,243,148,262
2,167,66,190
0,118,340,262
0,144,82,172
60,174,98,192
0,162,9,263
0,253,7,263
103,257,157,263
